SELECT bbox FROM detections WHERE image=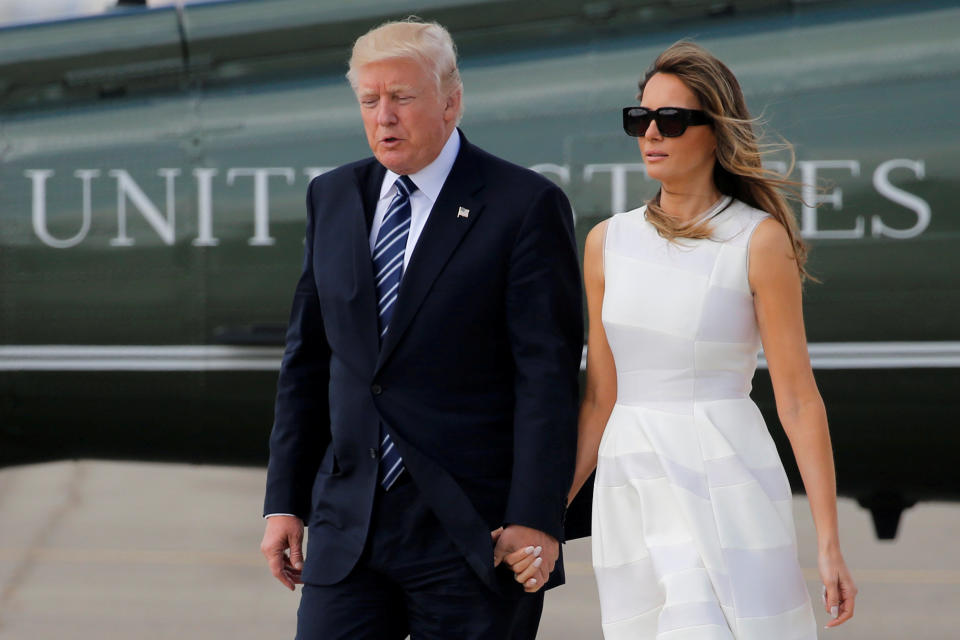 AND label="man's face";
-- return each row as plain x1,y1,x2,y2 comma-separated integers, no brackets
355,57,460,175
